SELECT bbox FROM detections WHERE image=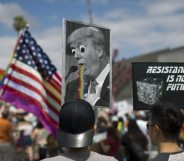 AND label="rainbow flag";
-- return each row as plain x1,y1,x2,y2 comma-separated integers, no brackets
0,69,5,88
